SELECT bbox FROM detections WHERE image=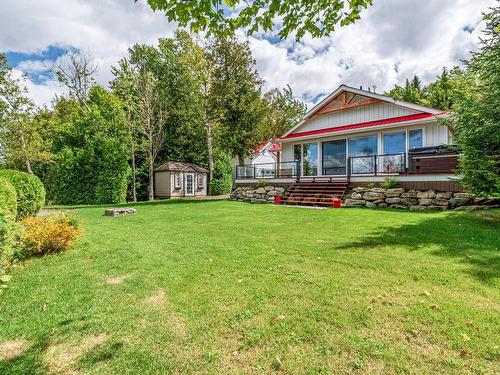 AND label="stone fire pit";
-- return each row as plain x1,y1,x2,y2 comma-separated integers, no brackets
104,208,137,217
